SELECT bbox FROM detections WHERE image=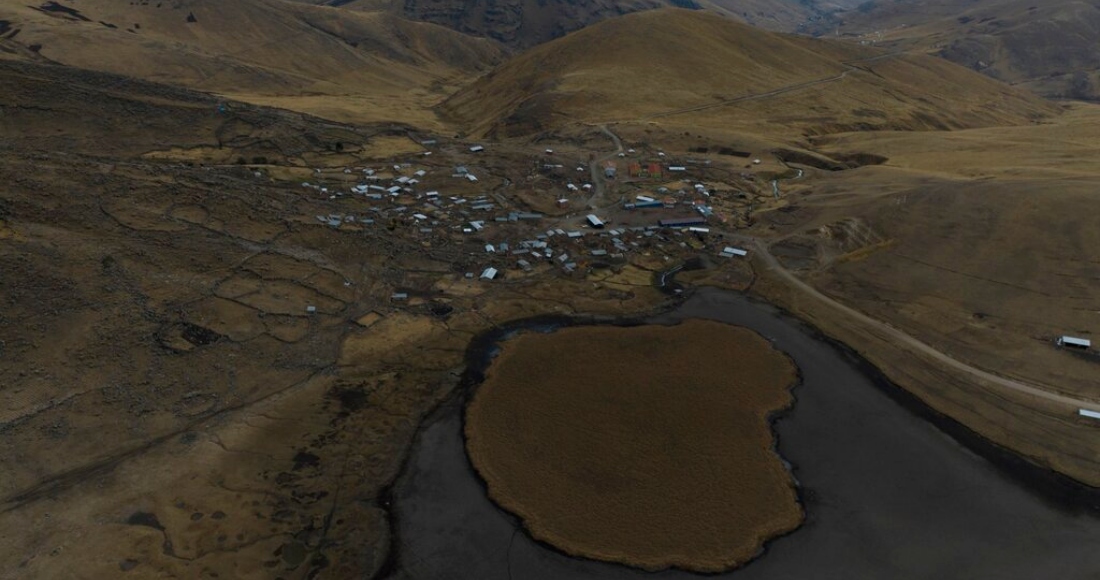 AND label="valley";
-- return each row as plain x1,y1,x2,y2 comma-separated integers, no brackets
1,2,1098,578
